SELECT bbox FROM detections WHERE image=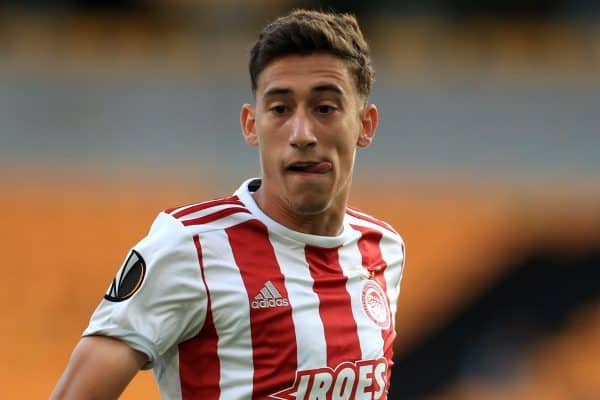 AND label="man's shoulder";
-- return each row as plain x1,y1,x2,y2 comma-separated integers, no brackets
345,205,400,239
346,205,405,278
159,195,253,233
133,195,256,259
